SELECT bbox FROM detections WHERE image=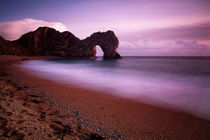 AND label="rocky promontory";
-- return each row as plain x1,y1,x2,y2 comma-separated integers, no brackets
0,27,121,59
